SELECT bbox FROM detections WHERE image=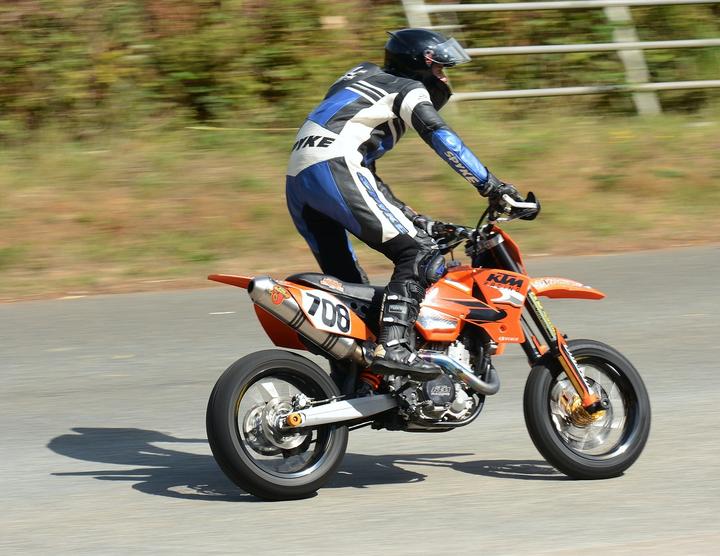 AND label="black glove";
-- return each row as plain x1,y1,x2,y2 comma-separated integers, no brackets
412,214,437,235
481,171,522,202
